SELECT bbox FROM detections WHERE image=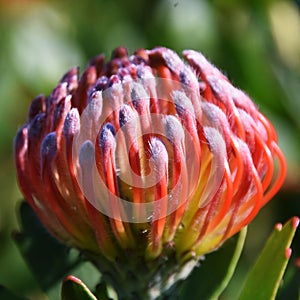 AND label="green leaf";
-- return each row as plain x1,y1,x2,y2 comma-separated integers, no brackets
13,202,82,291
61,276,97,300
180,227,247,300
0,285,29,300
239,217,299,300
47,261,101,300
